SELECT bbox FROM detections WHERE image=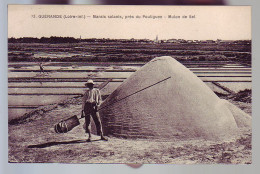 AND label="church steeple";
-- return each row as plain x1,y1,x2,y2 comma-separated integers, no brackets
154,35,159,43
